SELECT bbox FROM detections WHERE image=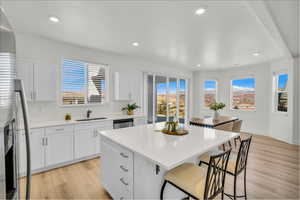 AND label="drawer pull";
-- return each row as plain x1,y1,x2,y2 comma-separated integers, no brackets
120,165,129,172
120,152,129,158
55,128,64,131
120,178,129,186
